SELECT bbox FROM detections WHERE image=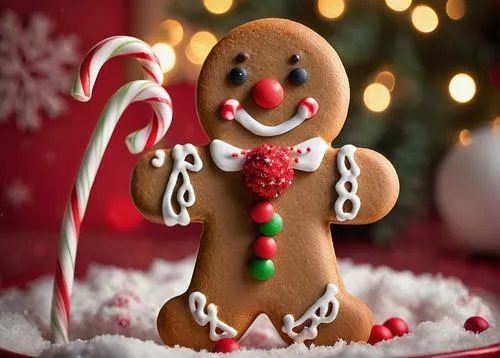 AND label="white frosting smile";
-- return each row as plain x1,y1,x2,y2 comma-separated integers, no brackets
220,97,319,137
